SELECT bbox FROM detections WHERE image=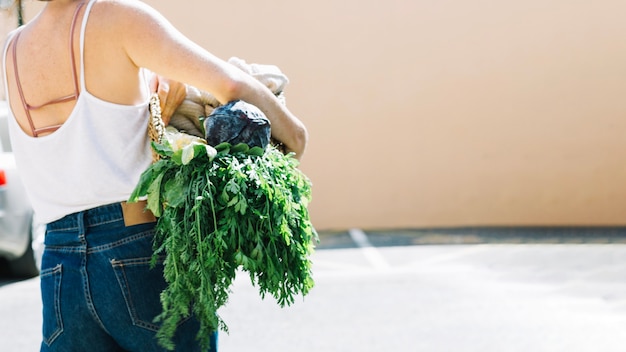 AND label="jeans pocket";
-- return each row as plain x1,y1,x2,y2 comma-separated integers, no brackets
111,257,170,332
40,264,63,346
